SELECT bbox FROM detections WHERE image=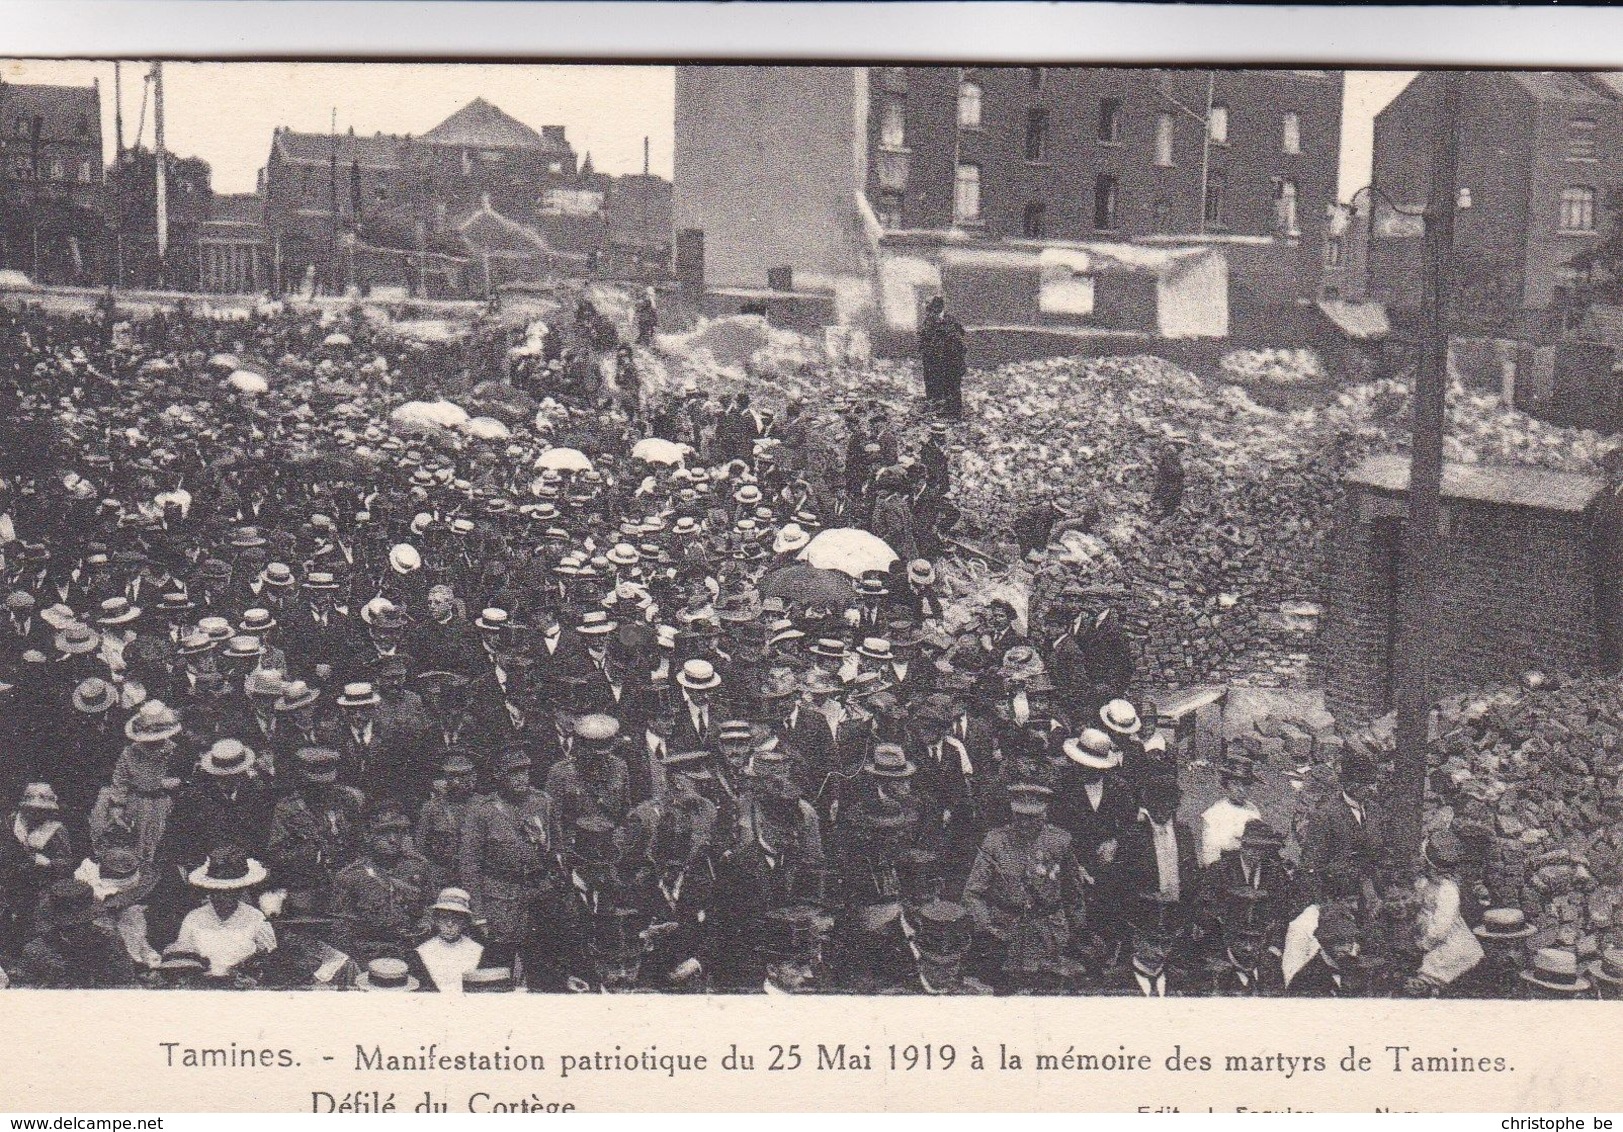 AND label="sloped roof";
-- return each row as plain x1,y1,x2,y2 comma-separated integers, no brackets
0,84,100,145
1512,72,1609,103
274,129,406,169
420,98,566,153
1347,454,1603,514
457,202,558,257
1317,299,1390,340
